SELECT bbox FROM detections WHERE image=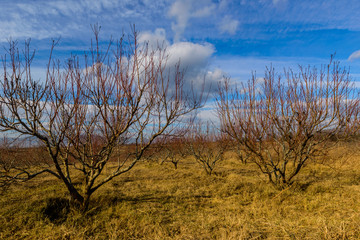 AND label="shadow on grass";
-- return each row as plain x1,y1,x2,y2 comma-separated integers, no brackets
93,192,213,209
84,193,214,216
41,197,70,224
